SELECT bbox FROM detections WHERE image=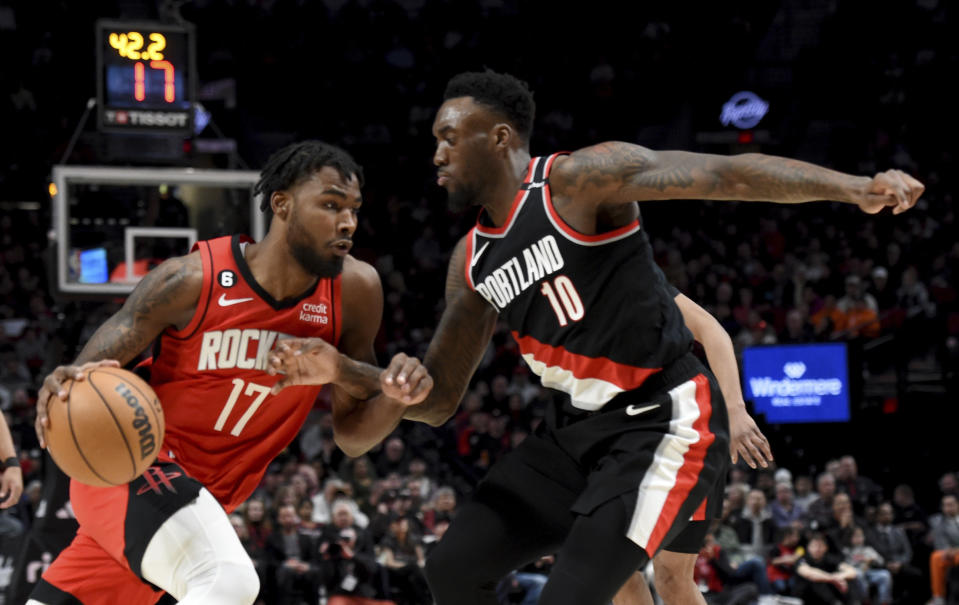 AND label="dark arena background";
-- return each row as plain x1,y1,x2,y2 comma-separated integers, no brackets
0,1,956,603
